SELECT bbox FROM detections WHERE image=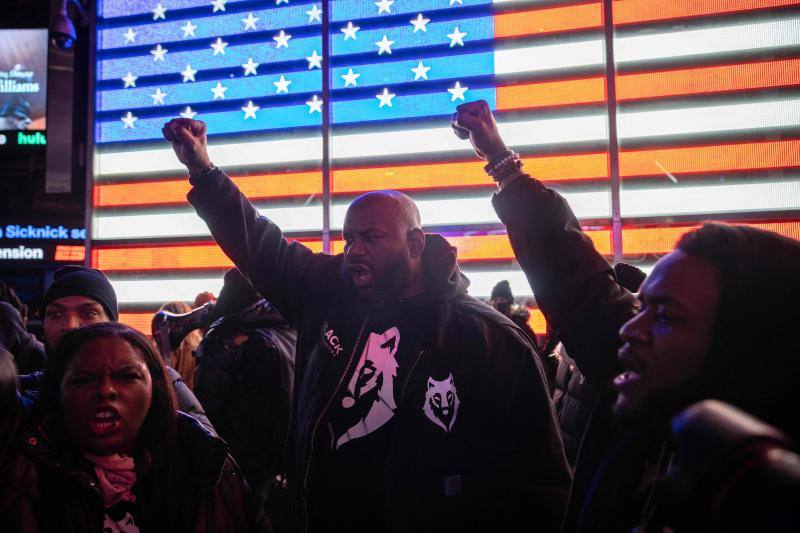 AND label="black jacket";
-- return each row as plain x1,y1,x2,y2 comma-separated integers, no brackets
492,176,639,532
188,168,571,532
0,406,266,533
194,300,296,497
